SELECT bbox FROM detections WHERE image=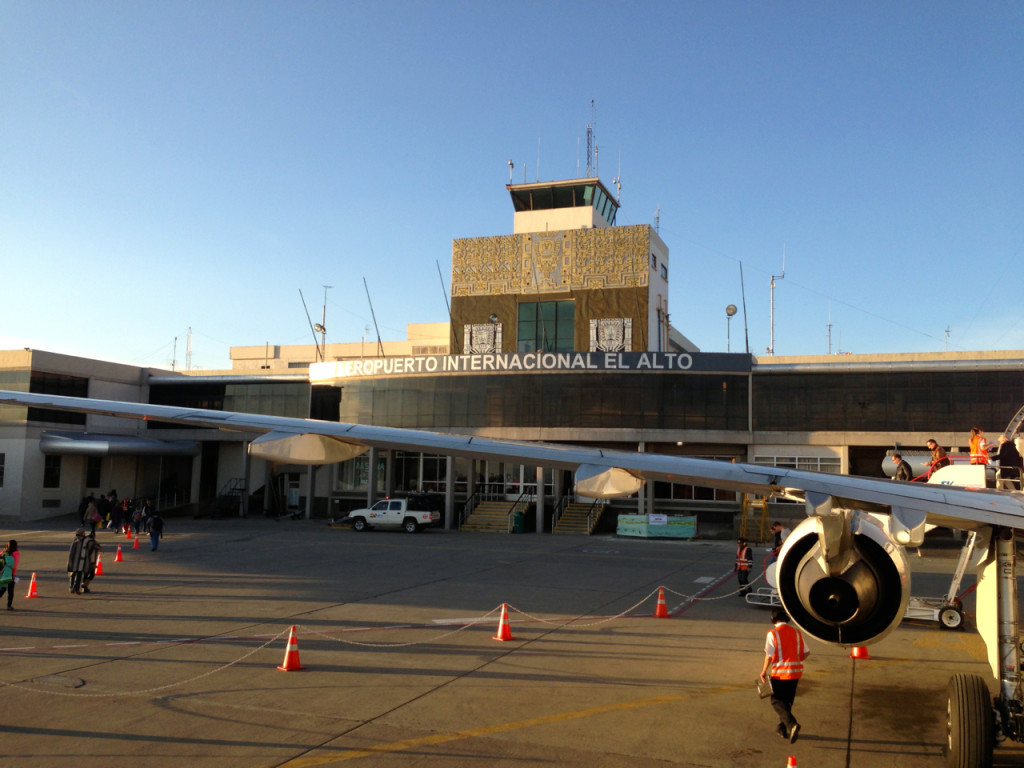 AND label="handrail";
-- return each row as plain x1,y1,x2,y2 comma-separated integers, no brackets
507,491,533,533
550,492,570,532
460,487,483,528
585,498,604,535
